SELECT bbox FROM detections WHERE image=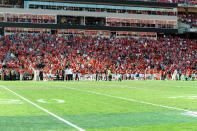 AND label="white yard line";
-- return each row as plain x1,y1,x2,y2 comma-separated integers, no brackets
175,86,197,88
65,86,193,113
0,85,85,131
119,86,160,91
